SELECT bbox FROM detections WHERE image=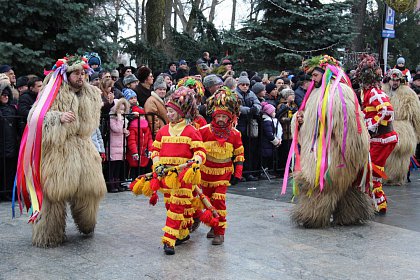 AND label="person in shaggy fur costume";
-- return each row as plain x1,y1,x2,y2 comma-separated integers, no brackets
281,55,374,228
14,55,107,247
355,55,398,214
382,69,420,185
